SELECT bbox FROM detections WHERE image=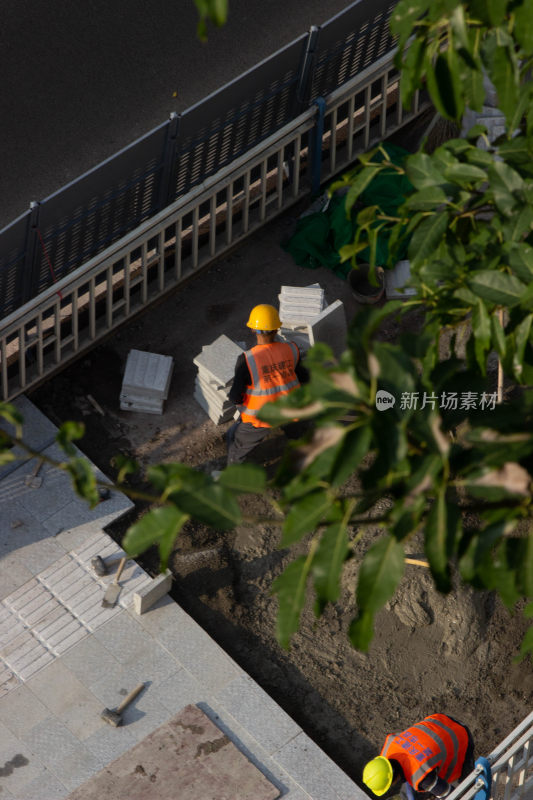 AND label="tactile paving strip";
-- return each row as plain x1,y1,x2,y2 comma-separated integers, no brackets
0,532,152,695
